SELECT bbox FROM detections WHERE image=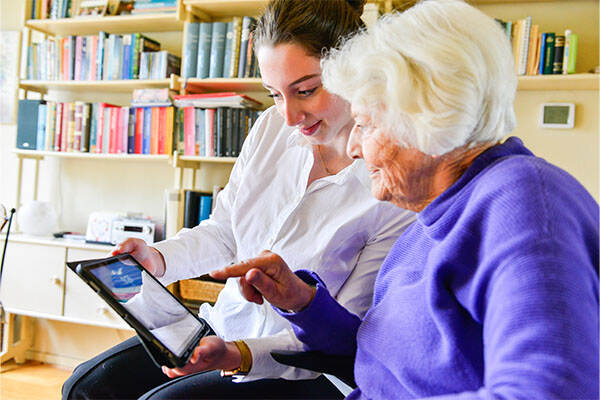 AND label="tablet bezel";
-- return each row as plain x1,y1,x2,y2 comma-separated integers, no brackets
69,253,213,368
